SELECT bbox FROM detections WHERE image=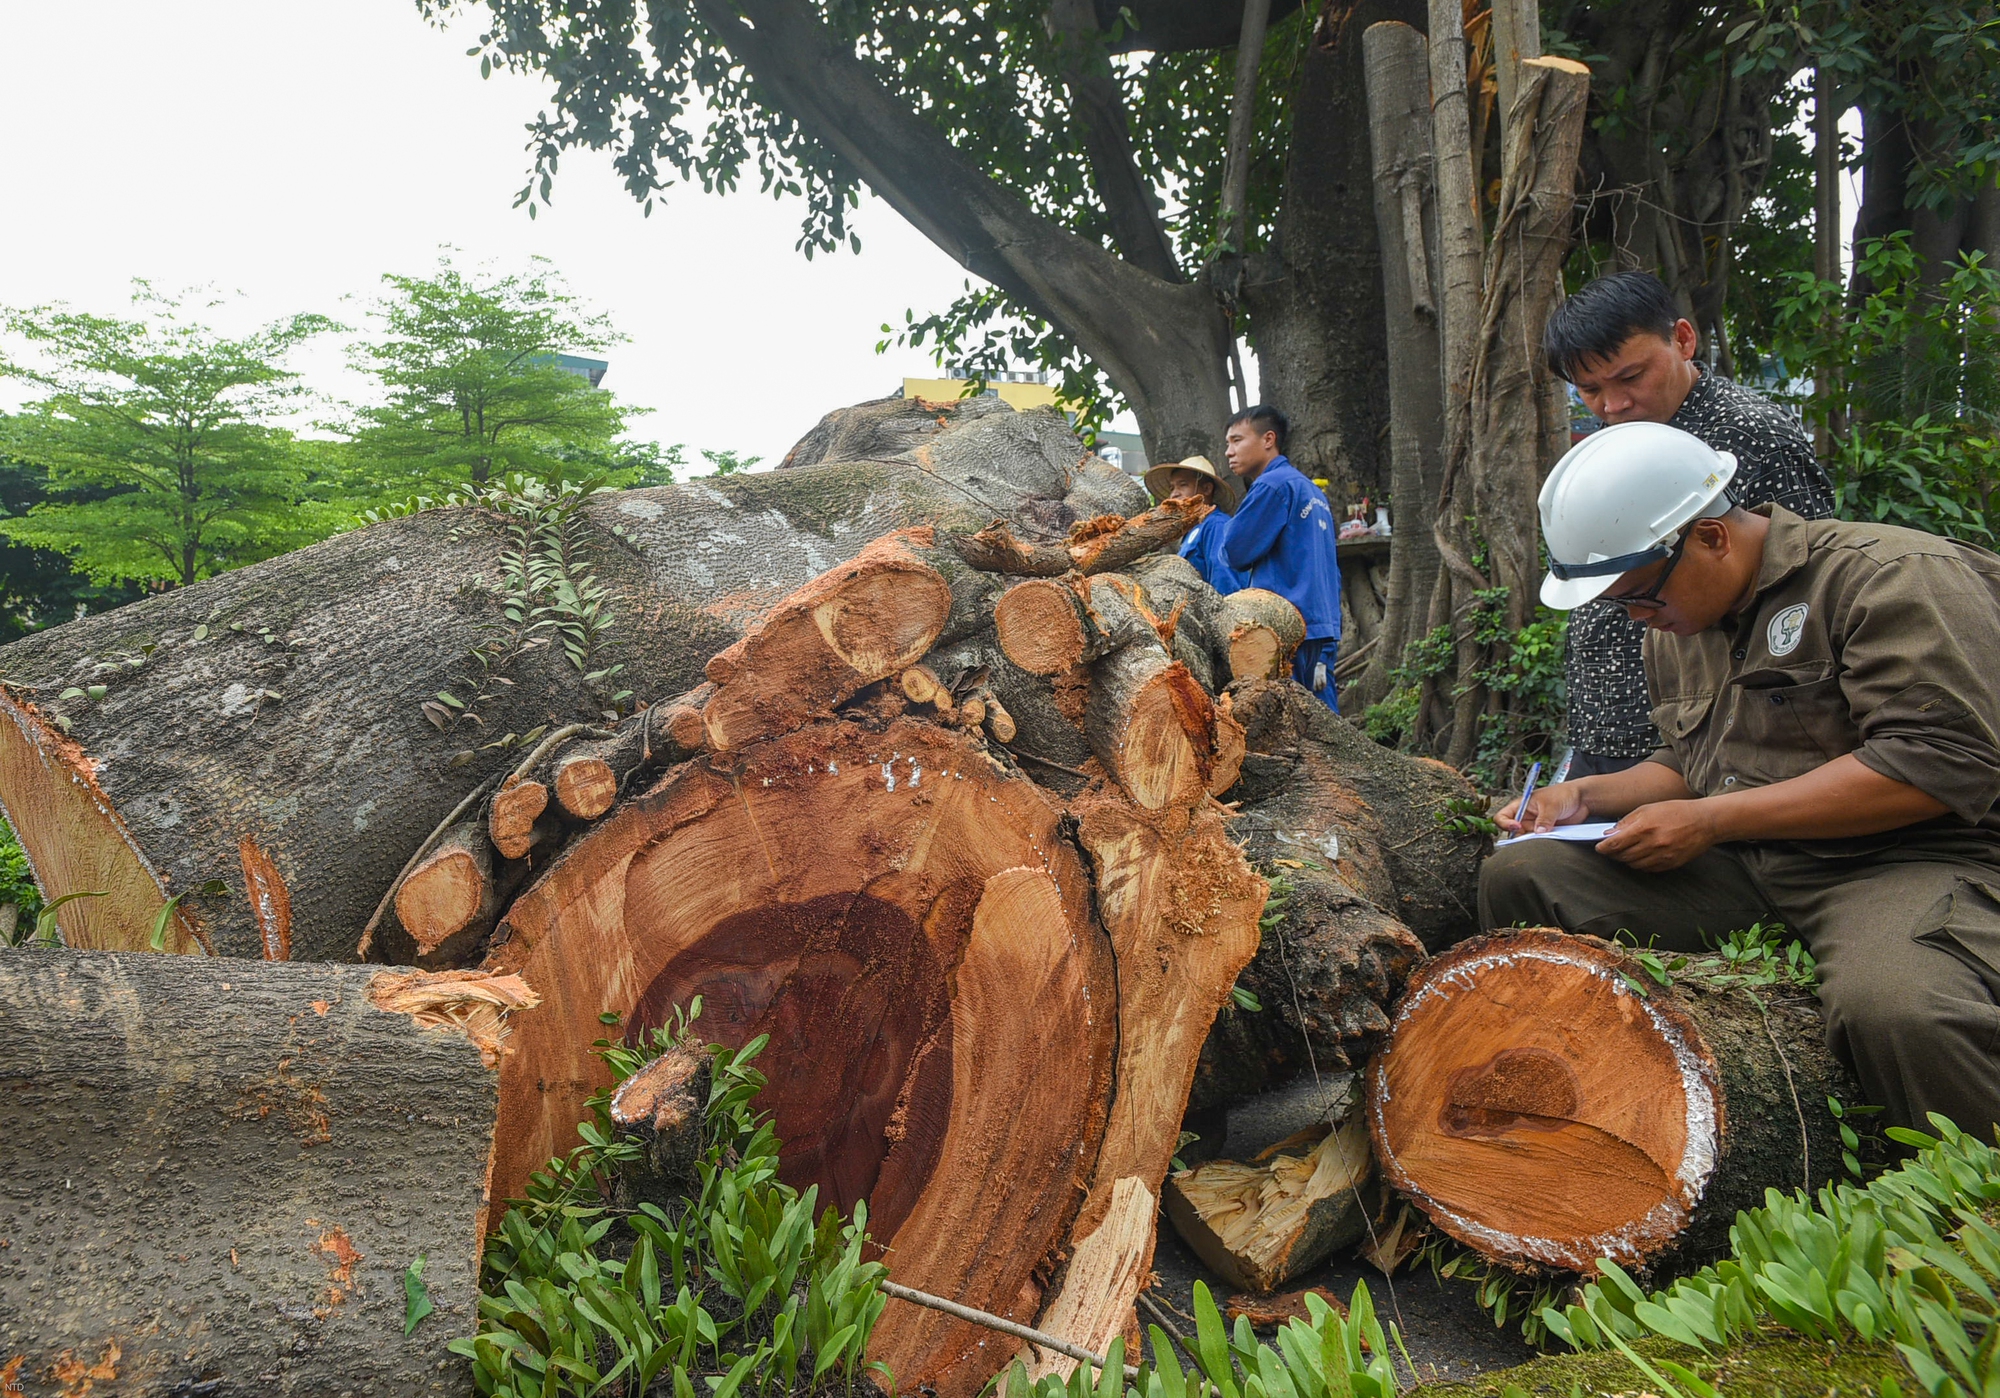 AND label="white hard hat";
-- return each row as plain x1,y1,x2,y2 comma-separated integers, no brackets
1538,422,1738,609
